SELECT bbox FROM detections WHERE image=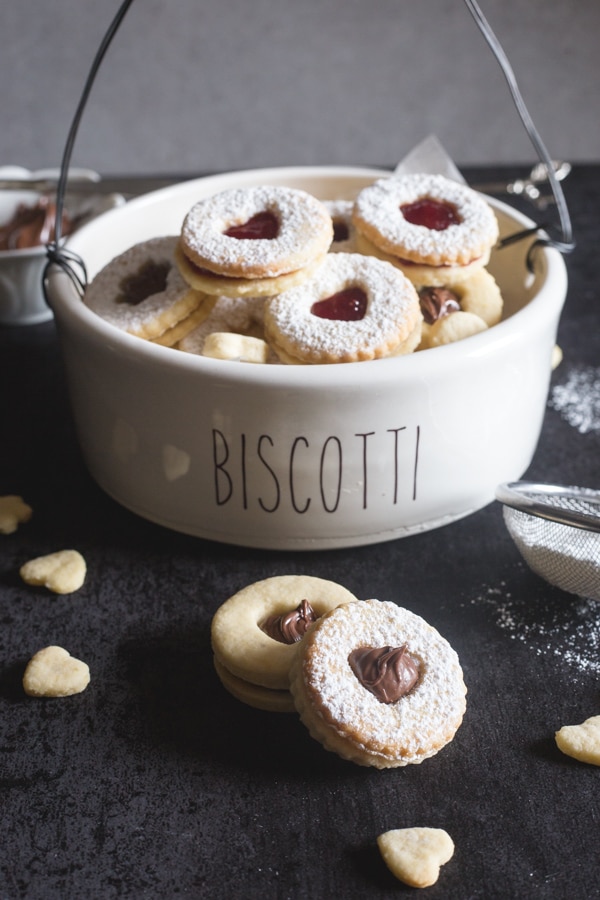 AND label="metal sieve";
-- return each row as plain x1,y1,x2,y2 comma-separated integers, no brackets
496,481,600,601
